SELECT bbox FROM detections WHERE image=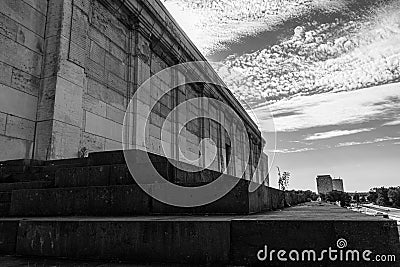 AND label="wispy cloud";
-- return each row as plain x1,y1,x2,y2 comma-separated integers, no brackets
212,0,400,106
268,147,316,154
383,120,400,126
255,83,400,132
335,136,400,148
163,0,347,55
305,128,374,141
